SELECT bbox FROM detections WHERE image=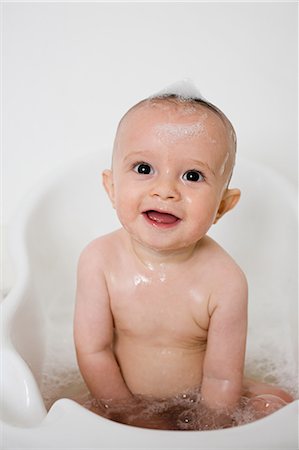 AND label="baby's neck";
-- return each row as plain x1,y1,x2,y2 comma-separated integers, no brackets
127,234,200,269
